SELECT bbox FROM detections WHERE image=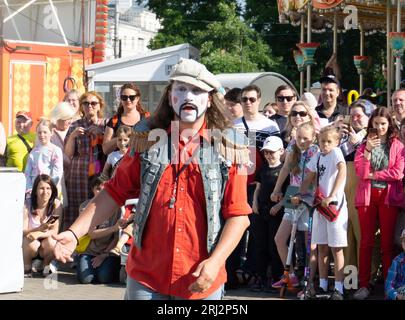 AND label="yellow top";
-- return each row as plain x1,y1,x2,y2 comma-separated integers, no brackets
6,132,36,172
